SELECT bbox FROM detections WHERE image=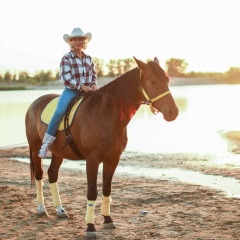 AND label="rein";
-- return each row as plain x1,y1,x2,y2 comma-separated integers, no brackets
139,69,171,114
94,91,116,99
